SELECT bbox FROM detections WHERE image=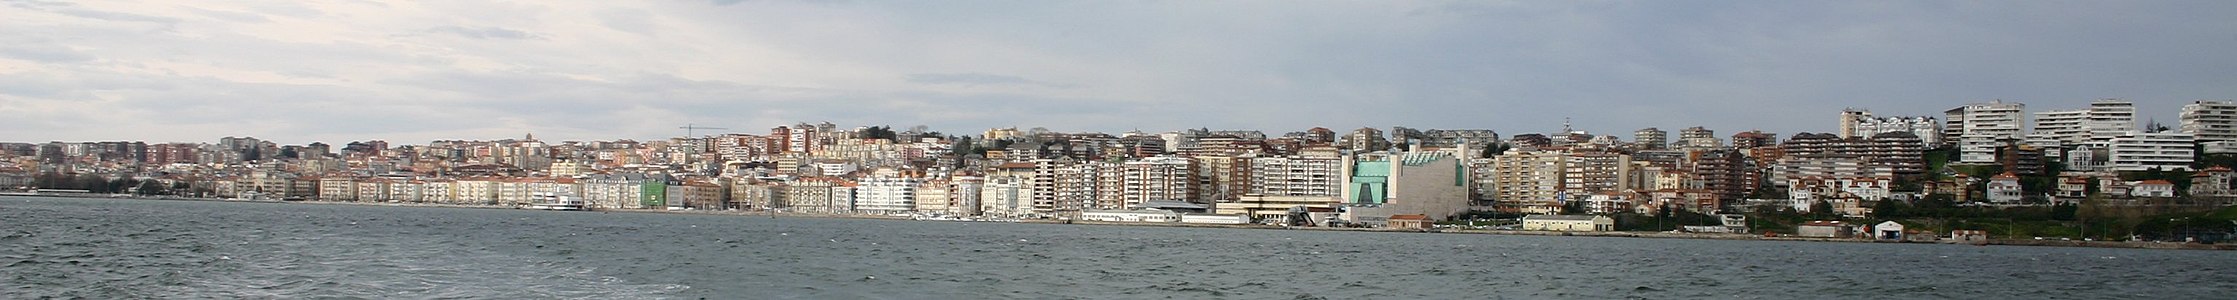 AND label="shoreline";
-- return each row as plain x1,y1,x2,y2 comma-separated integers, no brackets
14,194,2231,251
